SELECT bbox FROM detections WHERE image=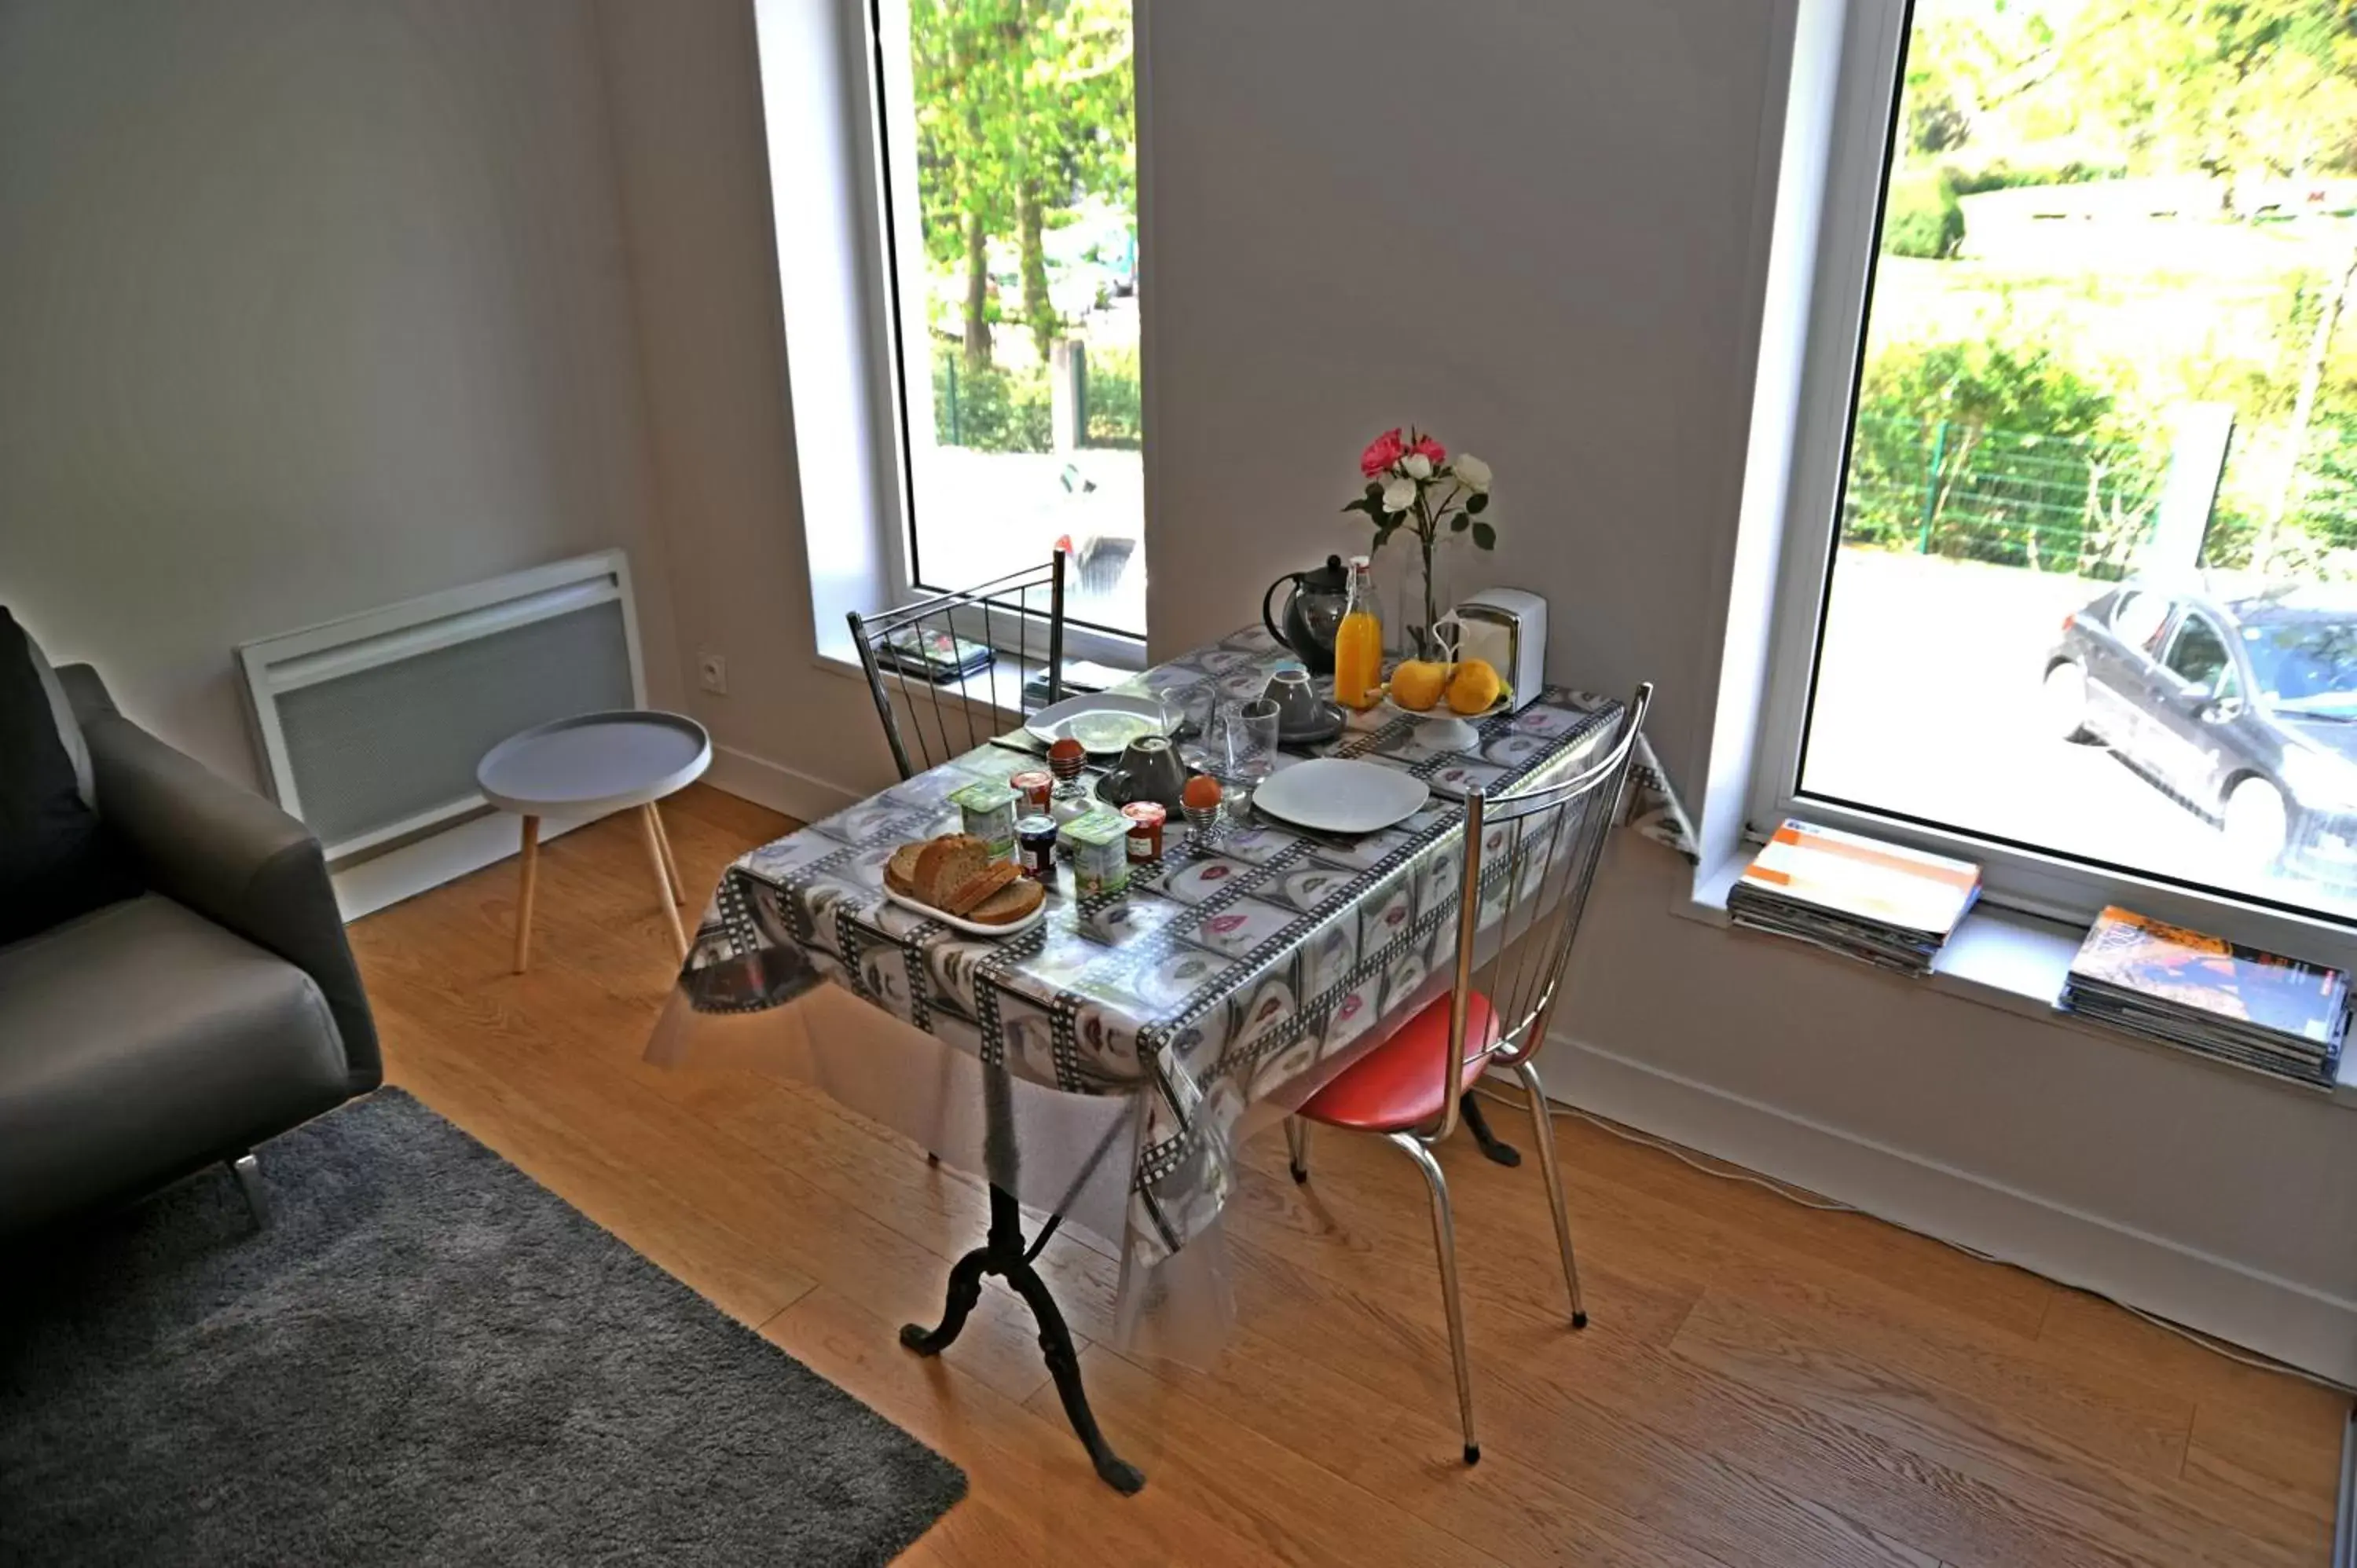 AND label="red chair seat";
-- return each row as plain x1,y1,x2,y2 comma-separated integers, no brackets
1299,992,1500,1134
